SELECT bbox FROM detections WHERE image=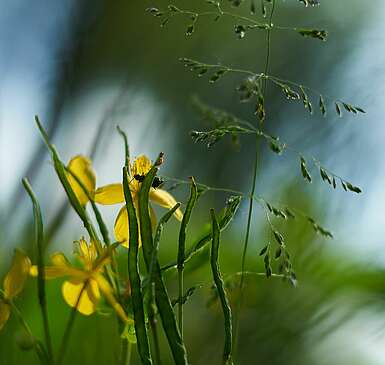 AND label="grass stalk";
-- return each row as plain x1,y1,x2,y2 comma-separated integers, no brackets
234,0,276,359
22,178,54,365
137,156,188,364
177,177,197,338
123,166,153,365
210,209,233,365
